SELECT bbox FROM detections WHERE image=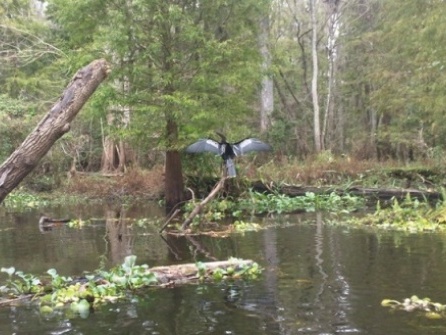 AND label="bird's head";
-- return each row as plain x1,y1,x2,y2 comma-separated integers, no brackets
215,132,227,143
